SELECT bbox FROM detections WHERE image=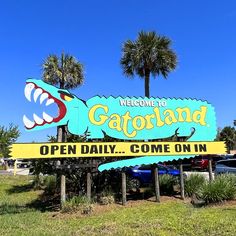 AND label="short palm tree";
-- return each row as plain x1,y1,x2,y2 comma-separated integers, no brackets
42,52,84,90
120,31,177,98
42,52,84,141
218,126,236,153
